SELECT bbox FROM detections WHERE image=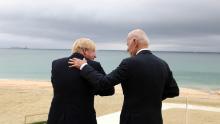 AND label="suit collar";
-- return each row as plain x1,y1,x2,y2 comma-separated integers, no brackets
136,49,152,55
136,48,150,55
69,52,84,59
69,53,93,63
